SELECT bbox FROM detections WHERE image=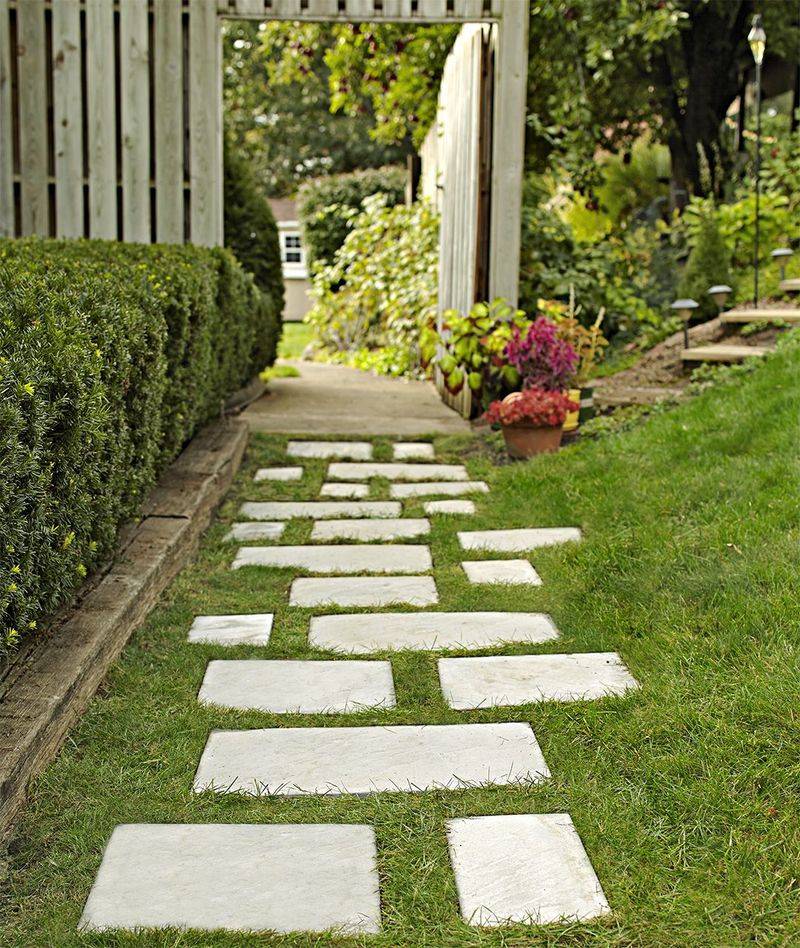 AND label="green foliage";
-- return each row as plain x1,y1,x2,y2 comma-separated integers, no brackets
306,195,438,375
297,166,407,271
223,137,285,317
0,238,280,657
679,212,733,321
